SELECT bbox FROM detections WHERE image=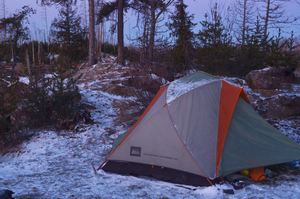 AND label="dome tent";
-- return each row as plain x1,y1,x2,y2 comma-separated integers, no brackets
99,71,300,186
